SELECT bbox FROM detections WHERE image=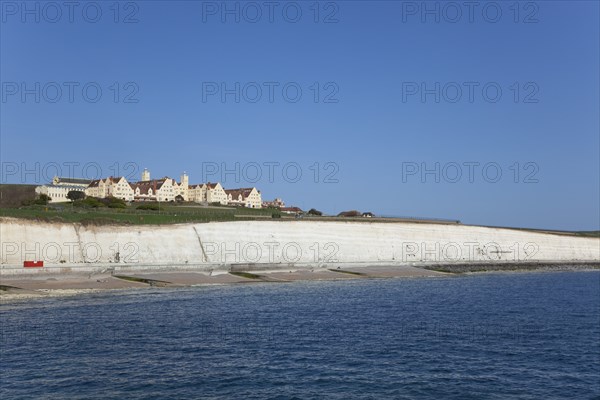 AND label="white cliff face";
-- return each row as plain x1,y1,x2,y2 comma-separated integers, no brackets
1,218,598,275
